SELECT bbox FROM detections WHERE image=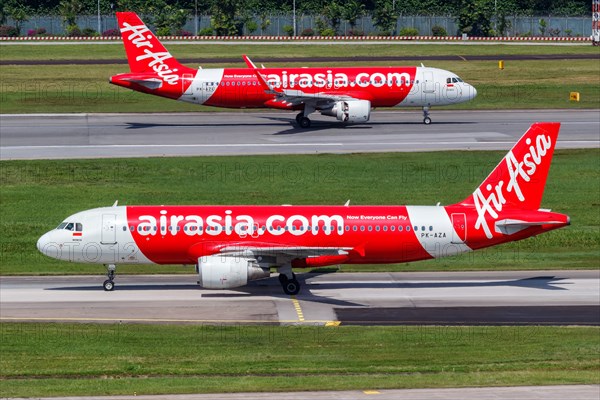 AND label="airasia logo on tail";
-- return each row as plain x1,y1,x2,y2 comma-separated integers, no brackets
120,22,180,85
473,134,552,238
